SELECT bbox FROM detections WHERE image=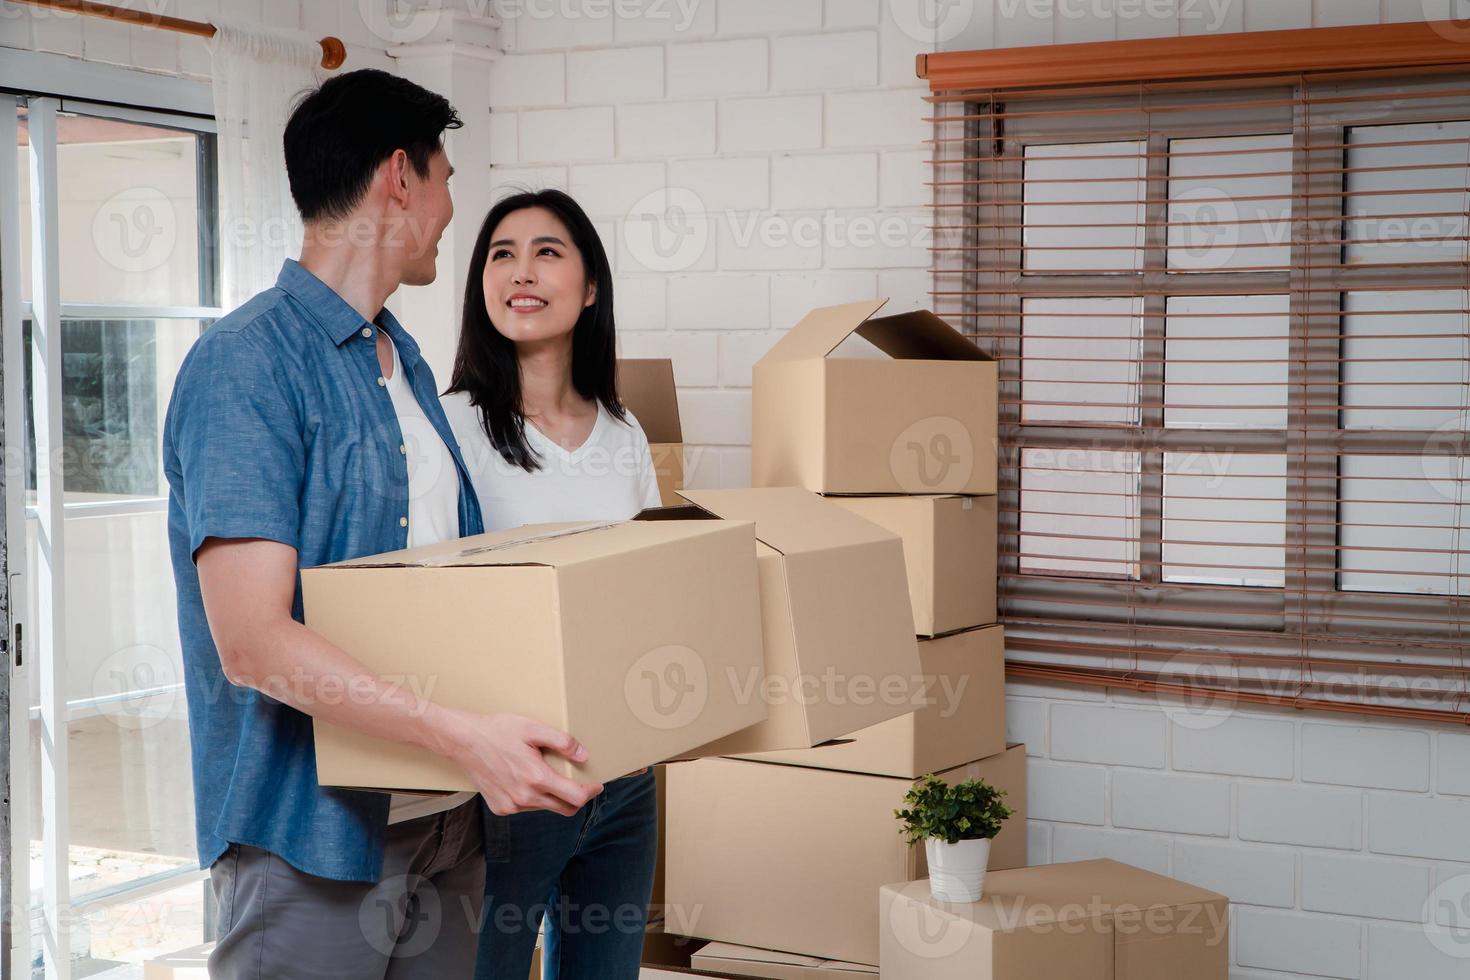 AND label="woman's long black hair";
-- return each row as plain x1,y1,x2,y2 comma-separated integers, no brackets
446,188,626,472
